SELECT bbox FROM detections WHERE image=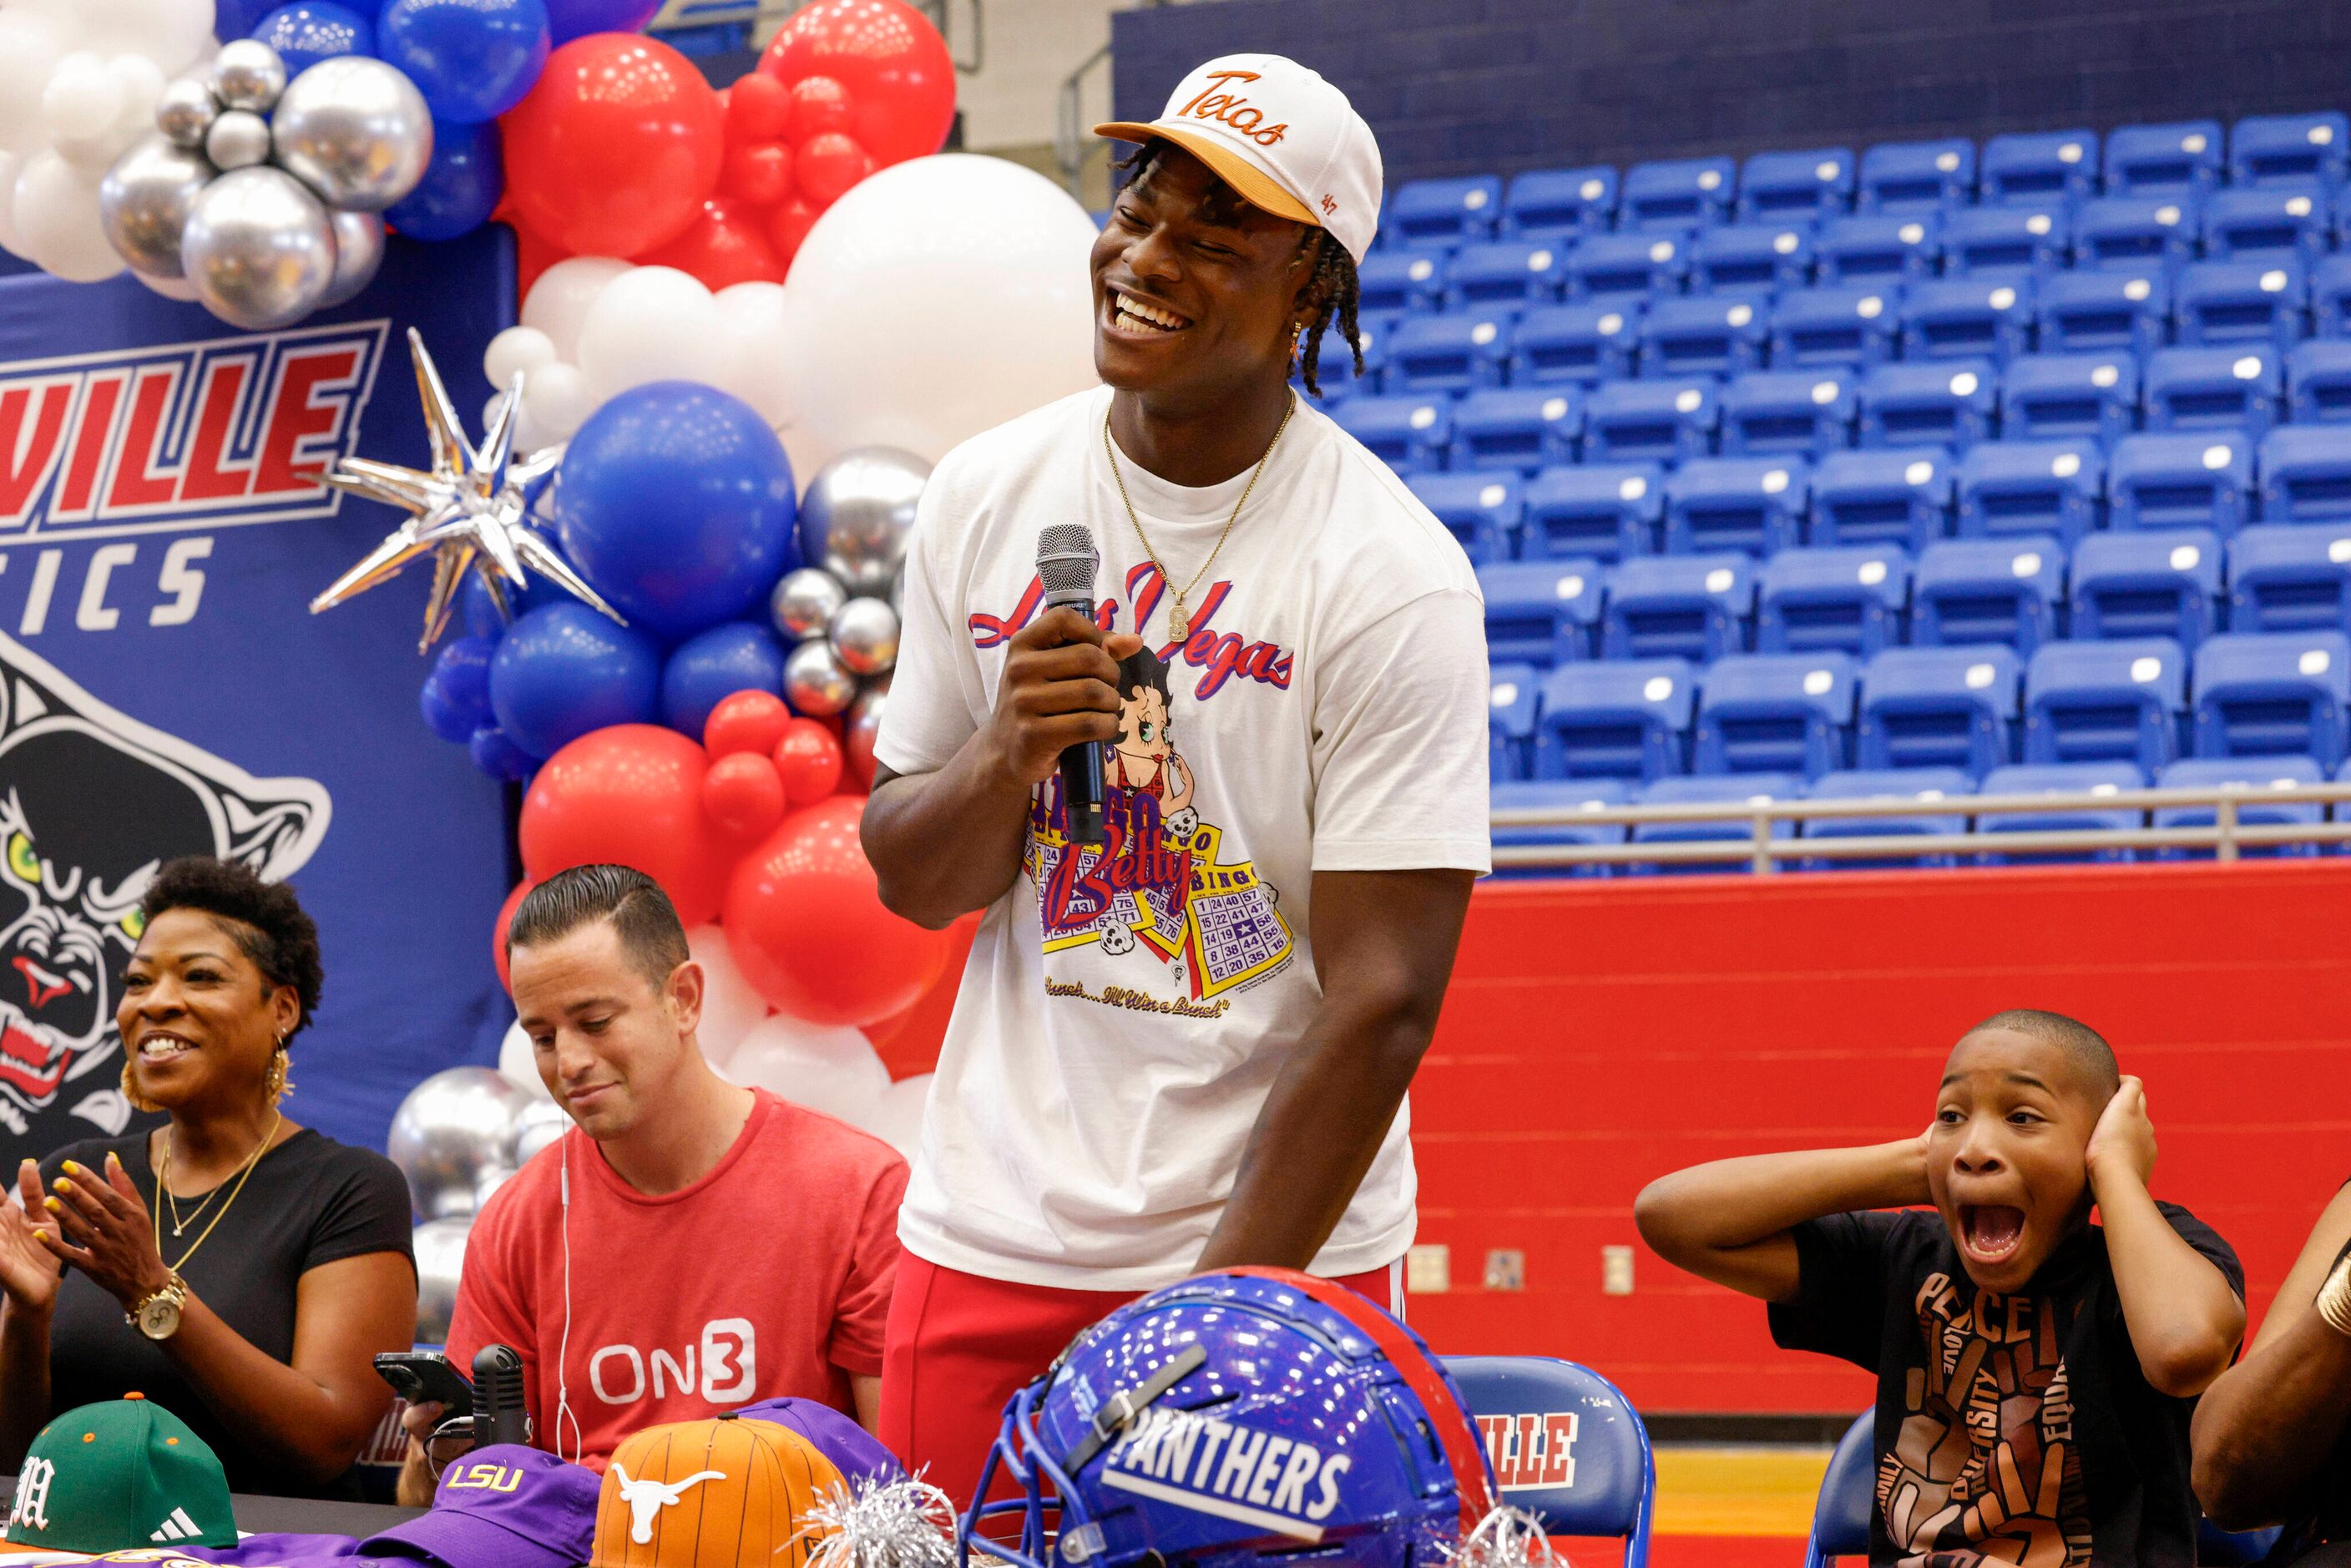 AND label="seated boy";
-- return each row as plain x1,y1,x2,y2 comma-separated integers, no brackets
1636,1009,2244,1566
